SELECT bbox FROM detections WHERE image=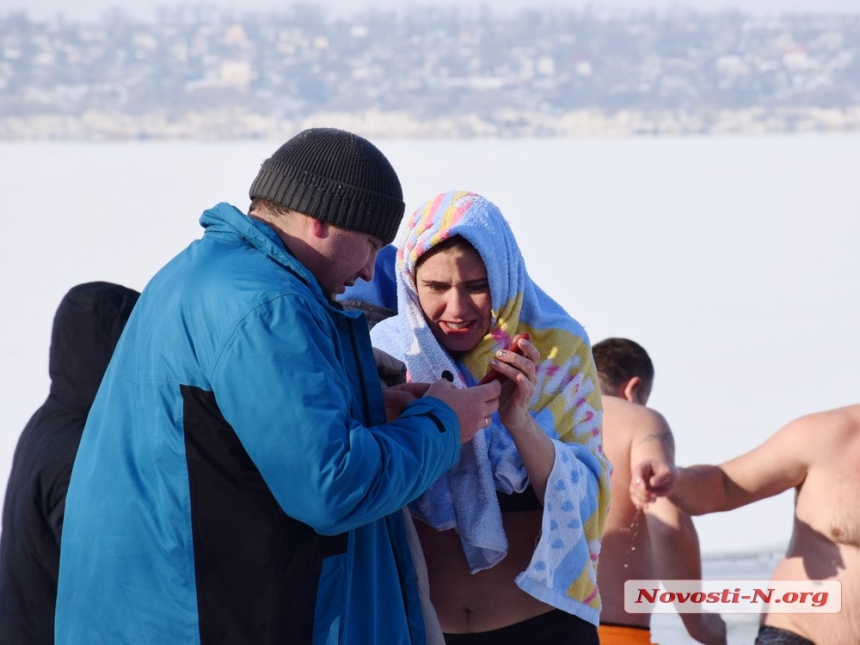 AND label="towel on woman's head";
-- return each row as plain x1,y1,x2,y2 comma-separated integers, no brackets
371,190,611,626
